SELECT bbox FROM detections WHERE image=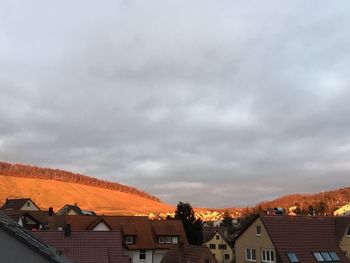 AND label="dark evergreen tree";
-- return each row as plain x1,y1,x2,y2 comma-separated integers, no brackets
175,201,203,245
221,210,235,234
